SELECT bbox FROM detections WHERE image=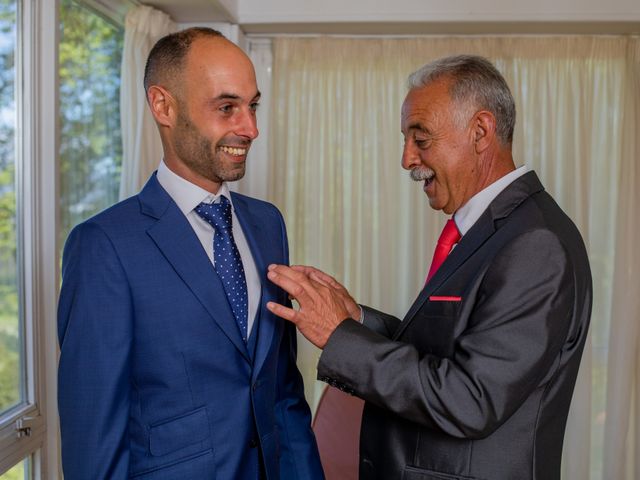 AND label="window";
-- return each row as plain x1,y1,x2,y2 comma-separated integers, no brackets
0,0,20,420
0,457,28,480
0,0,123,476
59,0,123,246
0,1,35,477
